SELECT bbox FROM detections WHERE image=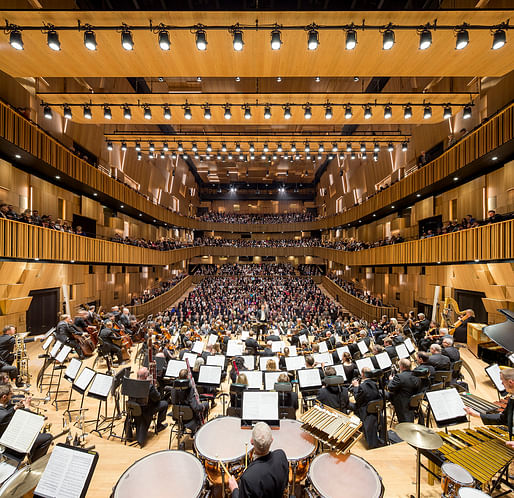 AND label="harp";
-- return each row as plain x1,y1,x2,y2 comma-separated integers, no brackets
440,297,463,333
